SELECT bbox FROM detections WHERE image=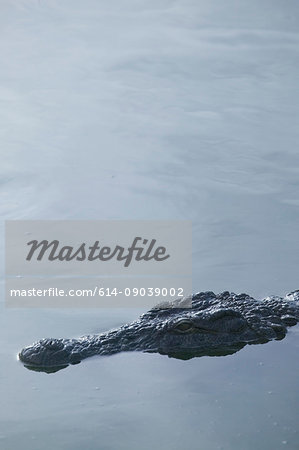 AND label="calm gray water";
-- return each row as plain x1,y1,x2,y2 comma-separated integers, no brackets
1,1,298,449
